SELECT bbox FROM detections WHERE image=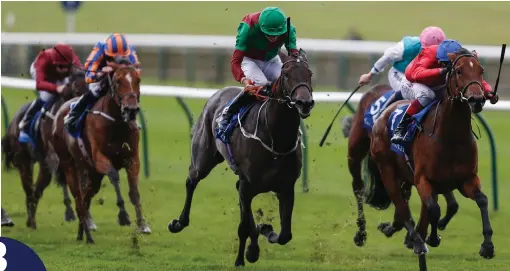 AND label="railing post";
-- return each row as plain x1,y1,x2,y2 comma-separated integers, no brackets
1,96,9,133
337,54,350,90
300,119,309,193
185,48,196,84
214,49,226,85
474,113,498,211
138,111,150,178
